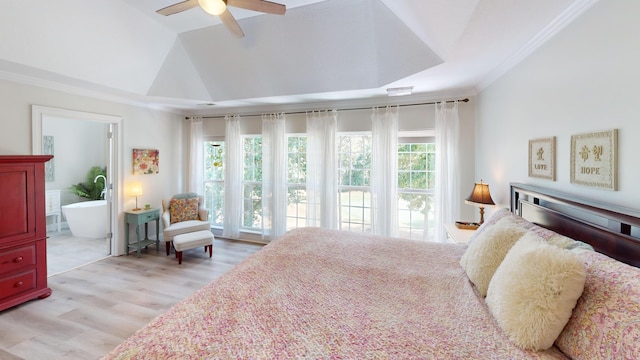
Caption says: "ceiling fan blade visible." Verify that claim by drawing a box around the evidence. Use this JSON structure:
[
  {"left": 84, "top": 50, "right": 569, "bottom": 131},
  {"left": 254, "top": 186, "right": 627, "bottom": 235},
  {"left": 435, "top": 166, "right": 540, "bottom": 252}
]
[
  {"left": 227, "top": 0, "right": 286, "bottom": 15},
  {"left": 156, "top": 0, "right": 199, "bottom": 16},
  {"left": 219, "top": 9, "right": 245, "bottom": 38}
]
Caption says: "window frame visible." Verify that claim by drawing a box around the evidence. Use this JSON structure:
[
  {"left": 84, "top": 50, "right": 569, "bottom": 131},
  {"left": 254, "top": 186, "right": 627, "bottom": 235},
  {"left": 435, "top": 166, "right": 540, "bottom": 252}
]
[
  {"left": 337, "top": 133, "right": 372, "bottom": 233},
  {"left": 397, "top": 140, "right": 436, "bottom": 241},
  {"left": 241, "top": 135, "right": 263, "bottom": 232},
  {"left": 203, "top": 138, "right": 225, "bottom": 229},
  {"left": 286, "top": 135, "right": 308, "bottom": 231}
]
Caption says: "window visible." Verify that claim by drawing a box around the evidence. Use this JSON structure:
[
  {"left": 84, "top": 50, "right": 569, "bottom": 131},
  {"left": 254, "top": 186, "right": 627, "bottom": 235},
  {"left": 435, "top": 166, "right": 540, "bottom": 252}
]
[
  {"left": 336, "top": 136, "right": 435, "bottom": 239},
  {"left": 243, "top": 137, "right": 263, "bottom": 231},
  {"left": 337, "top": 134, "right": 372, "bottom": 232},
  {"left": 287, "top": 136, "right": 307, "bottom": 230},
  {"left": 203, "top": 131, "right": 437, "bottom": 241},
  {"left": 397, "top": 143, "right": 436, "bottom": 240},
  {"left": 204, "top": 140, "right": 224, "bottom": 227}
]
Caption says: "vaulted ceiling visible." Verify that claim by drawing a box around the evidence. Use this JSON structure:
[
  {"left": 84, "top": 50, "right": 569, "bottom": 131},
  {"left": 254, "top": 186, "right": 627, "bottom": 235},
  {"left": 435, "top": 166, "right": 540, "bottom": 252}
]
[{"left": 0, "top": 0, "right": 595, "bottom": 114}]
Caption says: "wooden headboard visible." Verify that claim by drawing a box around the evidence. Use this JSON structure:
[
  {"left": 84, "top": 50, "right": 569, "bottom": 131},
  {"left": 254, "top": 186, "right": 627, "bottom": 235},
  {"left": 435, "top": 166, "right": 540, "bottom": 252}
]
[{"left": 510, "top": 183, "right": 640, "bottom": 267}]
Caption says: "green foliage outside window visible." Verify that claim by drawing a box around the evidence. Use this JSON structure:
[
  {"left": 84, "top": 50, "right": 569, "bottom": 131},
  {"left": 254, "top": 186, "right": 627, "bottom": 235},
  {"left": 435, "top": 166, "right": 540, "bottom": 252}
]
[
  {"left": 204, "top": 141, "right": 225, "bottom": 225},
  {"left": 243, "top": 137, "right": 262, "bottom": 182},
  {"left": 243, "top": 137, "right": 262, "bottom": 229},
  {"left": 338, "top": 135, "right": 371, "bottom": 187},
  {"left": 204, "top": 134, "right": 435, "bottom": 239},
  {"left": 398, "top": 143, "right": 435, "bottom": 214},
  {"left": 287, "top": 136, "right": 307, "bottom": 206}
]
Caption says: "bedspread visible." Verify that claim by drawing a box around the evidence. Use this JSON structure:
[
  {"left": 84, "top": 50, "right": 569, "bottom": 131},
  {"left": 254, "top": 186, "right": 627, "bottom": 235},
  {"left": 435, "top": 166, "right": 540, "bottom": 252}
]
[{"left": 104, "top": 228, "right": 568, "bottom": 359}]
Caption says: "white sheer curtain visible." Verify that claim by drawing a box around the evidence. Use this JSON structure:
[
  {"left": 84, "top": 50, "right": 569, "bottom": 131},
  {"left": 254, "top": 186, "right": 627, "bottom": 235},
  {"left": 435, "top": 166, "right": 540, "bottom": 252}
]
[
  {"left": 222, "top": 115, "right": 242, "bottom": 239},
  {"left": 371, "top": 106, "right": 398, "bottom": 237},
  {"left": 306, "top": 110, "right": 338, "bottom": 229},
  {"left": 434, "top": 101, "right": 460, "bottom": 242},
  {"left": 261, "top": 113, "right": 287, "bottom": 241},
  {"left": 188, "top": 116, "right": 204, "bottom": 194}
]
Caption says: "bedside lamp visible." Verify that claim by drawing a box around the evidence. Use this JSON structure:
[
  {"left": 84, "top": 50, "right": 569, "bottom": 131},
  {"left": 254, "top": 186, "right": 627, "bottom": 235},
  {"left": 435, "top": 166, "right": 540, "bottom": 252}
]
[
  {"left": 465, "top": 180, "right": 495, "bottom": 224},
  {"left": 130, "top": 182, "right": 143, "bottom": 211}
]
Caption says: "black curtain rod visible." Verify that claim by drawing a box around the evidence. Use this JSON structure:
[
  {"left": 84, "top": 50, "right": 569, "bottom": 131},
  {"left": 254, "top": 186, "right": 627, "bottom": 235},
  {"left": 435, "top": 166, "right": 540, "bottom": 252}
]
[{"left": 185, "top": 98, "right": 469, "bottom": 120}]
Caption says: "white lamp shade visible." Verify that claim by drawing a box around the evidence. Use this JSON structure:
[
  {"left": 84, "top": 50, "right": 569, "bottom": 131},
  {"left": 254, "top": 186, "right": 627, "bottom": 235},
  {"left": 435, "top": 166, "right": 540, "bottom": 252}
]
[
  {"left": 199, "top": 0, "right": 227, "bottom": 15},
  {"left": 130, "top": 182, "right": 143, "bottom": 197}
]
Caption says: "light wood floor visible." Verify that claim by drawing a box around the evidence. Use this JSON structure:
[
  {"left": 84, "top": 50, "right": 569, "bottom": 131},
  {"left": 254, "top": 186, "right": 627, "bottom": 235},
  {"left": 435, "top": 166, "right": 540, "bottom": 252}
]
[
  {"left": 47, "top": 230, "right": 110, "bottom": 276},
  {"left": 0, "top": 238, "right": 264, "bottom": 360}
]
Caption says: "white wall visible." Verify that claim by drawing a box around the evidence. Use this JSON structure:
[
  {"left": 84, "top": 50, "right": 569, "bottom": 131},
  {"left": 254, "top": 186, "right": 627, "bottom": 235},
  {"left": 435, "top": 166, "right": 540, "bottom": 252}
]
[
  {"left": 0, "top": 79, "right": 184, "bottom": 254},
  {"left": 476, "top": 0, "right": 640, "bottom": 213},
  {"left": 42, "top": 116, "right": 107, "bottom": 206}
]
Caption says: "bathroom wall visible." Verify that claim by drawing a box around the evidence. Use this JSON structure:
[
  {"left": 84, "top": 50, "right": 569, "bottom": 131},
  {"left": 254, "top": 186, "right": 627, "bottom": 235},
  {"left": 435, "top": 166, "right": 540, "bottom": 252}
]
[{"left": 42, "top": 115, "right": 108, "bottom": 207}]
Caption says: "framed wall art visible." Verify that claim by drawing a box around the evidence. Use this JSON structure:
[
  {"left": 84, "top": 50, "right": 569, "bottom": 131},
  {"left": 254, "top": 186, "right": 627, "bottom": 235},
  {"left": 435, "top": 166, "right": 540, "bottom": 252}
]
[
  {"left": 570, "top": 129, "right": 617, "bottom": 190},
  {"left": 528, "top": 136, "right": 555, "bottom": 180},
  {"left": 133, "top": 149, "right": 159, "bottom": 175},
  {"left": 43, "top": 135, "right": 55, "bottom": 182}
]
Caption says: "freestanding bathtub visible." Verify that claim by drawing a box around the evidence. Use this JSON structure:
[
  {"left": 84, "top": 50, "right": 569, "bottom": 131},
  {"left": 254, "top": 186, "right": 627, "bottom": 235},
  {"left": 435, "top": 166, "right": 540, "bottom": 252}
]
[{"left": 61, "top": 200, "right": 107, "bottom": 239}]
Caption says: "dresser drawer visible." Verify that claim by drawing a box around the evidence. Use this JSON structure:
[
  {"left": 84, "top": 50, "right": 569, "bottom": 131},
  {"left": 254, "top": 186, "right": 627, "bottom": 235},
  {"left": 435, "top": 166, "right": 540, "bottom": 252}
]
[
  {"left": 0, "top": 245, "right": 36, "bottom": 275},
  {"left": 126, "top": 209, "right": 160, "bottom": 225},
  {"left": 46, "top": 196, "right": 60, "bottom": 210},
  {"left": 46, "top": 200, "right": 60, "bottom": 214},
  {"left": 0, "top": 270, "right": 36, "bottom": 300},
  {"left": 46, "top": 190, "right": 61, "bottom": 216},
  {"left": 141, "top": 211, "right": 159, "bottom": 222}
]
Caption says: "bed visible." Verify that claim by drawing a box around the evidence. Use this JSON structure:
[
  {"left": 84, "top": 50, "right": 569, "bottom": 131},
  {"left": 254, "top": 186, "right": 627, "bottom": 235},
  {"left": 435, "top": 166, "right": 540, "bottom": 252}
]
[{"left": 104, "top": 183, "right": 640, "bottom": 359}]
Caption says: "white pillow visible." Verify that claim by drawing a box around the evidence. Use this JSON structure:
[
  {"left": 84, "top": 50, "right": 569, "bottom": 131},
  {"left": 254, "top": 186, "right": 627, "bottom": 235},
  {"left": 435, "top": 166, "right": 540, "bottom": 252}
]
[
  {"left": 459, "top": 216, "right": 527, "bottom": 296},
  {"left": 486, "top": 233, "right": 586, "bottom": 351}
]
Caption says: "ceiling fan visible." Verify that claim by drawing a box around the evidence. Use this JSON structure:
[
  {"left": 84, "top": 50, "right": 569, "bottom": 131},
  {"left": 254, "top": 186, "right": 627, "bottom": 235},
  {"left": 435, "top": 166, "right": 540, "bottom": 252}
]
[{"left": 157, "top": 0, "right": 286, "bottom": 38}]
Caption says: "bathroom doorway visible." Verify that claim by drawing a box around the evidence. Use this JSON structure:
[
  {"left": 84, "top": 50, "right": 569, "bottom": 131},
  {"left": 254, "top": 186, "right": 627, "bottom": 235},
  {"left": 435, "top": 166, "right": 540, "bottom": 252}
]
[{"left": 32, "top": 106, "right": 123, "bottom": 275}]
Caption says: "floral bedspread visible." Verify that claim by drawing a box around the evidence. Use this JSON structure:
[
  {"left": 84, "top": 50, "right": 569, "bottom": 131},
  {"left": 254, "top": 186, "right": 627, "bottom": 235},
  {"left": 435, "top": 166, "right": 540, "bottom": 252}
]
[{"left": 104, "top": 228, "right": 568, "bottom": 359}]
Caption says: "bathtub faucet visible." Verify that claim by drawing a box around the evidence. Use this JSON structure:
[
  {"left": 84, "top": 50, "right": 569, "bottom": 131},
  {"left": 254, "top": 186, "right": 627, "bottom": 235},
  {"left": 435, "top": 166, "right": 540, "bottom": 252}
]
[{"left": 94, "top": 175, "right": 107, "bottom": 199}]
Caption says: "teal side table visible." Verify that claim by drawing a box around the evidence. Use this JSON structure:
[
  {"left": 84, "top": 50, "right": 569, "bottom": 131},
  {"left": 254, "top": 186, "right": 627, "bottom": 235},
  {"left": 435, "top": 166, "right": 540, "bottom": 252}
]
[{"left": 125, "top": 209, "right": 160, "bottom": 257}]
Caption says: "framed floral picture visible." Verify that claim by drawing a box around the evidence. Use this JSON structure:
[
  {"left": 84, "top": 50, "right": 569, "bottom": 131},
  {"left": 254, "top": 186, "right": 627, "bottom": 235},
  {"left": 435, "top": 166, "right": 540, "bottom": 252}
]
[
  {"left": 528, "top": 137, "right": 555, "bottom": 180},
  {"left": 133, "top": 149, "right": 159, "bottom": 175},
  {"left": 570, "top": 129, "right": 617, "bottom": 190}
]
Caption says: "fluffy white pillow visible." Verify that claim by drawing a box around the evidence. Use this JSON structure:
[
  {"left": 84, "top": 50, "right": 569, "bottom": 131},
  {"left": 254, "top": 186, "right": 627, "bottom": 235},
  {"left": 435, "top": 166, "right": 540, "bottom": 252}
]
[
  {"left": 486, "top": 233, "right": 586, "bottom": 351},
  {"left": 546, "top": 234, "right": 594, "bottom": 253},
  {"left": 459, "top": 216, "right": 527, "bottom": 296}
]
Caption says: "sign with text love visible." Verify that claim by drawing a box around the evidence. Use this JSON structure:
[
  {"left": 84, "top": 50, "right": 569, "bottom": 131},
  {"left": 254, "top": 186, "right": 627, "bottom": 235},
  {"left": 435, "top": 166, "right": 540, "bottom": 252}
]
[{"left": 529, "top": 137, "right": 556, "bottom": 180}]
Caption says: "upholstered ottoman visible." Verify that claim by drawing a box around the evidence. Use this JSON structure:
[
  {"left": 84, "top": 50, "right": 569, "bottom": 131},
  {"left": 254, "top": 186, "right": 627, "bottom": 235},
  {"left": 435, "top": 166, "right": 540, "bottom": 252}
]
[{"left": 172, "top": 230, "right": 214, "bottom": 264}]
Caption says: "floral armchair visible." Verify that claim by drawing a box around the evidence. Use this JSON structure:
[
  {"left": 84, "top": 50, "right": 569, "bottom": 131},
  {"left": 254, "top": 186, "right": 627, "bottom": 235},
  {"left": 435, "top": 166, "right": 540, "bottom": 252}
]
[{"left": 161, "top": 193, "right": 210, "bottom": 255}]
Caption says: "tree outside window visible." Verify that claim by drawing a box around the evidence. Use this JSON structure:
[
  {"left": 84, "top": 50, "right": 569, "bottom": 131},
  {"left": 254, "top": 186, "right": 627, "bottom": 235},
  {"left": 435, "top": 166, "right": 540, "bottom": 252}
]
[
  {"left": 204, "top": 135, "right": 435, "bottom": 240},
  {"left": 204, "top": 140, "right": 224, "bottom": 227},
  {"left": 397, "top": 143, "right": 436, "bottom": 240},
  {"left": 287, "top": 136, "right": 307, "bottom": 230},
  {"left": 338, "top": 135, "right": 372, "bottom": 232},
  {"left": 243, "top": 137, "right": 263, "bottom": 230}
]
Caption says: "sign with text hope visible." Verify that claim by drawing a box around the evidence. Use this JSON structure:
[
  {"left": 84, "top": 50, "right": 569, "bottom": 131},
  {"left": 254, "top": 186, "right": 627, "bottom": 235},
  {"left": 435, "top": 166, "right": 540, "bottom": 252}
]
[{"left": 570, "top": 129, "right": 617, "bottom": 190}]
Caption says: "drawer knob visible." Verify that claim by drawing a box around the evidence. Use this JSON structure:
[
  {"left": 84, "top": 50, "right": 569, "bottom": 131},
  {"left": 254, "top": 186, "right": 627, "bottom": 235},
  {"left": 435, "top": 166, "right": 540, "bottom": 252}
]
[
  {"left": 13, "top": 256, "right": 23, "bottom": 263},
  {"left": 14, "top": 281, "right": 24, "bottom": 288}
]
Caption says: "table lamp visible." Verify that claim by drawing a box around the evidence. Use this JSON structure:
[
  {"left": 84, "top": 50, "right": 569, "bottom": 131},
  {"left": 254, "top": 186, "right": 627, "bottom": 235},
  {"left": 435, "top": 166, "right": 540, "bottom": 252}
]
[
  {"left": 130, "top": 182, "right": 143, "bottom": 211},
  {"left": 465, "top": 180, "right": 495, "bottom": 224}
]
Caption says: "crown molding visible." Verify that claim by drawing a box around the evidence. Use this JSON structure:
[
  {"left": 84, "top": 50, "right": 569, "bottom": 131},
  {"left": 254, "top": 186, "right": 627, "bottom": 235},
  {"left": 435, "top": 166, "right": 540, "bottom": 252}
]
[
  {"left": 0, "top": 67, "right": 475, "bottom": 117},
  {"left": 477, "top": 0, "right": 599, "bottom": 91},
  {"left": 0, "top": 69, "right": 183, "bottom": 114}
]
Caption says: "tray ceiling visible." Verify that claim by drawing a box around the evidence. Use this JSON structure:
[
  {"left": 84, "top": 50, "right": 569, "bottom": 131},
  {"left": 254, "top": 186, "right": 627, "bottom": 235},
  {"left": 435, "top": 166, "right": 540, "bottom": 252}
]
[{"left": 0, "top": 0, "right": 595, "bottom": 113}]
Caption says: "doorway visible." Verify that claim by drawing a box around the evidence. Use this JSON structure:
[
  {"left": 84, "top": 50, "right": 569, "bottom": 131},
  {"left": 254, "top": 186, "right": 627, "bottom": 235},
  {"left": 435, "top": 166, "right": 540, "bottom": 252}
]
[{"left": 32, "top": 106, "right": 123, "bottom": 274}]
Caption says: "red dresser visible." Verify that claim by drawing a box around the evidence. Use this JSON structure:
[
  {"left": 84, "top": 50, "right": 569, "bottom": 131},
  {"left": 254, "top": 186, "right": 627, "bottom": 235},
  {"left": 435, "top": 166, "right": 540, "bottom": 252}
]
[{"left": 0, "top": 155, "right": 53, "bottom": 311}]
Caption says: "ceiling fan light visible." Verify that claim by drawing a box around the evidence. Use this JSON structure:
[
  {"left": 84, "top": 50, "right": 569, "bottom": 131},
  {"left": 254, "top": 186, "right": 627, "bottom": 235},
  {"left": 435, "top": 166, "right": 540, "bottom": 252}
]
[{"left": 199, "top": 0, "right": 226, "bottom": 16}]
